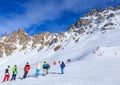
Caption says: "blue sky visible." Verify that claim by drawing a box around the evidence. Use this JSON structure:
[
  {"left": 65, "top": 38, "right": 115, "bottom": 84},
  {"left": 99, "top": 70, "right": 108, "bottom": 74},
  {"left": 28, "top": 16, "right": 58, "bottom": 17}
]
[{"left": 0, "top": 0, "right": 120, "bottom": 36}]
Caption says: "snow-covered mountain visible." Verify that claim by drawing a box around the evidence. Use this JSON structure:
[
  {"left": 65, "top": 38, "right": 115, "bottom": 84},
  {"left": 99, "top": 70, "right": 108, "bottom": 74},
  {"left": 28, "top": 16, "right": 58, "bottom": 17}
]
[
  {"left": 0, "top": 6, "right": 120, "bottom": 58},
  {"left": 0, "top": 6, "right": 120, "bottom": 85}
]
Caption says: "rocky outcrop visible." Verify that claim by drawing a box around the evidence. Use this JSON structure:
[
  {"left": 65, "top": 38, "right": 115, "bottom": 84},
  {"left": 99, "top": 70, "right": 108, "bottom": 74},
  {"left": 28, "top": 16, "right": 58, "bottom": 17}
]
[
  {"left": 4, "top": 43, "right": 17, "bottom": 56},
  {"left": 18, "top": 29, "right": 31, "bottom": 45},
  {"left": 9, "top": 31, "right": 18, "bottom": 43},
  {"left": 86, "top": 9, "right": 101, "bottom": 17},
  {"left": 68, "top": 25, "right": 75, "bottom": 32},
  {"left": 0, "top": 42, "right": 4, "bottom": 57},
  {"left": 54, "top": 45, "right": 62, "bottom": 51},
  {"left": 32, "top": 32, "right": 52, "bottom": 49},
  {"left": 67, "top": 5, "right": 119, "bottom": 35},
  {"left": 103, "top": 22, "right": 114, "bottom": 30}
]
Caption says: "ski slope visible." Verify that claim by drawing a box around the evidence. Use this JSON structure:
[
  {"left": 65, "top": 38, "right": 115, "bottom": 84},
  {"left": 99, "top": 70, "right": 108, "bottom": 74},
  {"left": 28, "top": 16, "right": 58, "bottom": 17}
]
[{"left": 0, "top": 29, "right": 120, "bottom": 85}]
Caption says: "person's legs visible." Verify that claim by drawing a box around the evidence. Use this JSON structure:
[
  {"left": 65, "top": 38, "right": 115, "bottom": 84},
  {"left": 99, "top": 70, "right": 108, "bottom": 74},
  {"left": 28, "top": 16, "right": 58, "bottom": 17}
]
[
  {"left": 43, "top": 69, "right": 47, "bottom": 76},
  {"left": 6, "top": 74, "right": 10, "bottom": 81},
  {"left": 14, "top": 74, "right": 16, "bottom": 80},
  {"left": 46, "top": 69, "right": 48, "bottom": 74},
  {"left": 23, "top": 72, "right": 28, "bottom": 78},
  {"left": 43, "top": 69, "right": 45, "bottom": 76},
  {"left": 61, "top": 68, "right": 64, "bottom": 74},
  {"left": 3, "top": 75, "right": 7, "bottom": 82},
  {"left": 11, "top": 74, "right": 14, "bottom": 80},
  {"left": 35, "top": 69, "right": 40, "bottom": 76}
]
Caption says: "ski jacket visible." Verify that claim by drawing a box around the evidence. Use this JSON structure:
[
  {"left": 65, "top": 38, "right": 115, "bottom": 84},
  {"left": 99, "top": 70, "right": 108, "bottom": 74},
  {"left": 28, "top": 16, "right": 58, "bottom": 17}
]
[
  {"left": 43, "top": 63, "right": 48, "bottom": 69},
  {"left": 12, "top": 66, "right": 18, "bottom": 75},
  {"left": 53, "top": 60, "right": 57, "bottom": 65},
  {"left": 60, "top": 62, "right": 65, "bottom": 68},
  {"left": 48, "top": 64, "right": 50, "bottom": 69},
  {"left": 24, "top": 64, "right": 30, "bottom": 72}
]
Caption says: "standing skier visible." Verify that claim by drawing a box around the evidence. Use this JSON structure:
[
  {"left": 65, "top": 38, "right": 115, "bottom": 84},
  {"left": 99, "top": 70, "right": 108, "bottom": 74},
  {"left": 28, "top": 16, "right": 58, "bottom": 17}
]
[
  {"left": 60, "top": 61, "right": 65, "bottom": 74},
  {"left": 11, "top": 65, "right": 18, "bottom": 81},
  {"left": 23, "top": 62, "right": 30, "bottom": 79},
  {"left": 43, "top": 61, "right": 49, "bottom": 76},
  {"left": 35, "top": 62, "right": 41, "bottom": 77},
  {"left": 3, "top": 65, "right": 10, "bottom": 82},
  {"left": 53, "top": 60, "right": 57, "bottom": 65}
]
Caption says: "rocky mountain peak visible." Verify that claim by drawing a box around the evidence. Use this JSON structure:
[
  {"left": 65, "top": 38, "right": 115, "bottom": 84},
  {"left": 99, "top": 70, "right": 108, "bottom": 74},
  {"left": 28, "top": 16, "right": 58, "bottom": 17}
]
[
  {"left": 67, "top": 5, "right": 120, "bottom": 34},
  {"left": 18, "top": 29, "right": 26, "bottom": 35}
]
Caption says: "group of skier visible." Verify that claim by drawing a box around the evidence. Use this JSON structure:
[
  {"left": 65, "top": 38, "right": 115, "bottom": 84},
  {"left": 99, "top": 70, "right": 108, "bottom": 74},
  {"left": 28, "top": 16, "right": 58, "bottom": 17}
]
[
  {"left": 3, "top": 65, "right": 18, "bottom": 82},
  {"left": 2, "top": 60, "right": 66, "bottom": 82}
]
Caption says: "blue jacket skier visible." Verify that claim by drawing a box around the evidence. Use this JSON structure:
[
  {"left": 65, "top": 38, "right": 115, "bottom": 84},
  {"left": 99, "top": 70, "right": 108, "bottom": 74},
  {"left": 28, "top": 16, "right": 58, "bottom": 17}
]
[
  {"left": 43, "top": 61, "right": 50, "bottom": 76},
  {"left": 60, "top": 61, "right": 65, "bottom": 74}
]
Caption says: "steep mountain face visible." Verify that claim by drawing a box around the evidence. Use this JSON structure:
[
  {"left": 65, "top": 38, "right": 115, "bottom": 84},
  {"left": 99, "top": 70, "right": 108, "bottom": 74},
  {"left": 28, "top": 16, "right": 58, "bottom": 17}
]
[
  {"left": 68, "top": 6, "right": 120, "bottom": 34},
  {"left": 0, "top": 6, "right": 120, "bottom": 57}
]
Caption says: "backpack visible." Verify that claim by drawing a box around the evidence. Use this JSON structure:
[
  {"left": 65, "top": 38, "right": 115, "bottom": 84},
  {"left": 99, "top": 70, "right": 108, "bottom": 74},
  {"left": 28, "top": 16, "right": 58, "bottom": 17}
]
[{"left": 48, "top": 64, "right": 50, "bottom": 69}]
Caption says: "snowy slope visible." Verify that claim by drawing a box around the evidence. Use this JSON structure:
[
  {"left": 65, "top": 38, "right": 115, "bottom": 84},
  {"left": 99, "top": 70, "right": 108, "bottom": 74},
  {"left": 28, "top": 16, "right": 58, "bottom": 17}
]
[{"left": 0, "top": 28, "right": 120, "bottom": 85}]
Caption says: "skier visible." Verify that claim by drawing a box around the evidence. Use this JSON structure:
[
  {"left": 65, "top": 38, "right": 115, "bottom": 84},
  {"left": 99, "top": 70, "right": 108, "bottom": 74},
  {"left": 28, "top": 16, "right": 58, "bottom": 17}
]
[
  {"left": 58, "top": 61, "right": 61, "bottom": 64},
  {"left": 23, "top": 62, "right": 30, "bottom": 79},
  {"left": 60, "top": 61, "right": 65, "bottom": 74},
  {"left": 35, "top": 62, "right": 41, "bottom": 77},
  {"left": 43, "top": 61, "right": 49, "bottom": 76},
  {"left": 11, "top": 65, "right": 18, "bottom": 81},
  {"left": 3, "top": 65, "right": 10, "bottom": 82},
  {"left": 53, "top": 60, "right": 57, "bottom": 65}
]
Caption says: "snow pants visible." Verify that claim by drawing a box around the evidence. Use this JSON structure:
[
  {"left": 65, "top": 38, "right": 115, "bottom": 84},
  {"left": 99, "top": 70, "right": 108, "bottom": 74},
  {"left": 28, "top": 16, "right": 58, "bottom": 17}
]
[
  {"left": 11, "top": 74, "right": 17, "bottom": 80},
  {"left": 61, "top": 68, "right": 64, "bottom": 74},
  {"left": 23, "top": 71, "right": 28, "bottom": 78},
  {"left": 3, "top": 74, "right": 10, "bottom": 82},
  {"left": 43, "top": 69, "right": 47, "bottom": 76},
  {"left": 35, "top": 69, "right": 40, "bottom": 76}
]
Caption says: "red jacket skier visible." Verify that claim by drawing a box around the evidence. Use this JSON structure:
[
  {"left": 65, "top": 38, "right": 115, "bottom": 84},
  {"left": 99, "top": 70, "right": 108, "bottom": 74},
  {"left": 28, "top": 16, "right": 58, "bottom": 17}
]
[{"left": 23, "top": 62, "right": 30, "bottom": 79}]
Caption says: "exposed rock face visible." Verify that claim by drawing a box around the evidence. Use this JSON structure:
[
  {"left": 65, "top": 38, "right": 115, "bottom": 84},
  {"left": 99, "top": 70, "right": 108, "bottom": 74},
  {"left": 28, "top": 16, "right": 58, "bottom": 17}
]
[
  {"left": 18, "top": 29, "right": 31, "bottom": 45},
  {"left": 67, "top": 6, "right": 120, "bottom": 35},
  {"left": 0, "top": 50, "right": 3, "bottom": 57},
  {"left": 0, "top": 42, "right": 4, "bottom": 57},
  {"left": 9, "top": 31, "right": 18, "bottom": 43},
  {"left": 4, "top": 43, "right": 17, "bottom": 56},
  {"left": 32, "top": 32, "right": 53, "bottom": 49},
  {"left": 54, "top": 45, "right": 62, "bottom": 51},
  {"left": 104, "top": 22, "right": 114, "bottom": 30},
  {"left": 68, "top": 25, "right": 76, "bottom": 32},
  {"left": 1, "top": 29, "right": 31, "bottom": 56}
]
